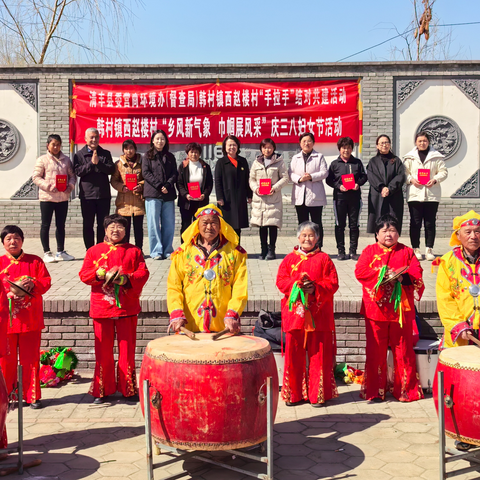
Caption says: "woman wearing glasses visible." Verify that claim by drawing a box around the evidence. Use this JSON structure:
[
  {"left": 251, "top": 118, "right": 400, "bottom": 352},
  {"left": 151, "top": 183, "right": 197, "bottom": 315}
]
[{"left": 366, "top": 135, "right": 406, "bottom": 236}]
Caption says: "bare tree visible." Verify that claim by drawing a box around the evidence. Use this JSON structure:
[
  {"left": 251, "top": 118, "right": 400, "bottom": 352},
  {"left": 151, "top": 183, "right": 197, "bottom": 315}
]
[{"left": 0, "top": 0, "right": 142, "bottom": 65}]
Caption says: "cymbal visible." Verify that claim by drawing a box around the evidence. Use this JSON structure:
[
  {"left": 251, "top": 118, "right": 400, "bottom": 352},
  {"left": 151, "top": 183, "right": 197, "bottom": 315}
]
[
  {"left": 379, "top": 265, "right": 409, "bottom": 286},
  {"left": 6, "top": 279, "right": 34, "bottom": 297}
]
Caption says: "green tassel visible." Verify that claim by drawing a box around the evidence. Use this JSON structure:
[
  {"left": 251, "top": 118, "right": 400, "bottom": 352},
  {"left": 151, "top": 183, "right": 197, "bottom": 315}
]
[
  {"left": 374, "top": 265, "right": 388, "bottom": 291},
  {"left": 390, "top": 281, "right": 402, "bottom": 312},
  {"left": 8, "top": 298, "right": 12, "bottom": 328},
  {"left": 114, "top": 284, "right": 122, "bottom": 308},
  {"left": 288, "top": 282, "right": 306, "bottom": 311}
]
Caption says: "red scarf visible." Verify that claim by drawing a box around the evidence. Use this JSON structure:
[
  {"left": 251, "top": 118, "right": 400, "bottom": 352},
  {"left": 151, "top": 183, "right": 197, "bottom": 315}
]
[{"left": 228, "top": 155, "right": 238, "bottom": 168}]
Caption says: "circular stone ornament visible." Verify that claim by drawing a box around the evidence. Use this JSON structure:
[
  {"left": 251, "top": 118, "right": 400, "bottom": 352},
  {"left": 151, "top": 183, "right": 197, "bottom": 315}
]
[
  {"left": 416, "top": 116, "right": 461, "bottom": 160},
  {"left": 0, "top": 119, "right": 20, "bottom": 164}
]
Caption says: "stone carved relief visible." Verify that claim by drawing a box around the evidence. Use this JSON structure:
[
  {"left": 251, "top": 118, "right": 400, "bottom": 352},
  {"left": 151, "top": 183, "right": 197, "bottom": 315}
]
[
  {"left": 415, "top": 116, "right": 461, "bottom": 160},
  {"left": 0, "top": 119, "right": 20, "bottom": 164},
  {"left": 452, "top": 79, "right": 480, "bottom": 108},
  {"left": 10, "top": 177, "right": 38, "bottom": 200},
  {"left": 9, "top": 83, "right": 37, "bottom": 110},
  {"left": 451, "top": 170, "right": 480, "bottom": 198},
  {"left": 397, "top": 80, "right": 425, "bottom": 107}
]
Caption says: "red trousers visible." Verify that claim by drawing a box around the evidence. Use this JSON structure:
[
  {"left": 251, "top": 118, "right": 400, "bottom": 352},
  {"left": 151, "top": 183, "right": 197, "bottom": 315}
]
[
  {"left": 0, "top": 369, "right": 7, "bottom": 449},
  {"left": 281, "top": 330, "right": 338, "bottom": 404},
  {"left": 89, "top": 316, "right": 138, "bottom": 398},
  {"left": 362, "top": 319, "right": 424, "bottom": 402},
  {"left": 0, "top": 331, "right": 41, "bottom": 404}
]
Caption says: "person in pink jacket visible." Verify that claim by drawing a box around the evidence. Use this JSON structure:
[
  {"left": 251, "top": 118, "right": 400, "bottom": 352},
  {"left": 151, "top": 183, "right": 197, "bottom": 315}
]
[{"left": 32, "top": 134, "right": 76, "bottom": 263}]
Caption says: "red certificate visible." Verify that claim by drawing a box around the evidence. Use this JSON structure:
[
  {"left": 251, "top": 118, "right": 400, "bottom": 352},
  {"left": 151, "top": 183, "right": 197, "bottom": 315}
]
[
  {"left": 125, "top": 174, "right": 138, "bottom": 191},
  {"left": 341, "top": 174, "right": 355, "bottom": 190},
  {"left": 418, "top": 169, "right": 430, "bottom": 185},
  {"left": 188, "top": 182, "right": 201, "bottom": 198},
  {"left": 56, "top": 175, "right": 67, "bottom": 192},
  {"left": 259, "top": 178, "right": 272, "bottom": 195}
]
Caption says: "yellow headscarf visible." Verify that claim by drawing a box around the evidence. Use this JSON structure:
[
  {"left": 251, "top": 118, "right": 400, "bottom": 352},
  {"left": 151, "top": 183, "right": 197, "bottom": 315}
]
[
  {"left": 181, "top": 203, "right": 239, "bottom": 247},
  {"left": 450, "top": 210, "right": 480, "bottom": 246}
]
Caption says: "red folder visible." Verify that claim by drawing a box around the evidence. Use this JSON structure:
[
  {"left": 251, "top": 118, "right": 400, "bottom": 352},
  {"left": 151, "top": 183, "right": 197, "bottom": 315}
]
[
  {"left": 418, "top": 169, "right": 430, "bottom": 185},
  {"left": 188, "top": 182, "right": 201, "bottom": 198},
  {"left": 56, "top": 175, "right": 67, "bottom": 192},
  {"left": 259, "top": 178, "right": 272, "bottom": 195},
  {"left": 125, "top": 174, "right": 138, "bottom": 191},
  {"left": 341, "top": 174, "right": 355, "bottom": 190}
]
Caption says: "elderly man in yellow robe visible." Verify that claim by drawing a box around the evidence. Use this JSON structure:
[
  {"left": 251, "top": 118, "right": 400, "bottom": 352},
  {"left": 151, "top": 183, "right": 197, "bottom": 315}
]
[{"left": 167, "top": 204, "right": 248, "bottom": 333}]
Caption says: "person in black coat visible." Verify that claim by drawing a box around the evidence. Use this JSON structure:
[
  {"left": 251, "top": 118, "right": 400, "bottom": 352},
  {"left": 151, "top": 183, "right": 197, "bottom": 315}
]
[
  {"left": 177, "top": 142, "right": 213, "bottom": 237},
  {"left": 326, "top": 136, "right": 367, "bottom": 260},
  {"left": 74, "top": 127, "right": 115, "bottom": 250},
  {"left": 141, "top": 129, "right": 178, "bottom": 260},
  {"left": 214, "top": 135, "right": 252, "bottom": 241},
  {"left": 366, "top": 134, "right": 406, "bottom": 236}
]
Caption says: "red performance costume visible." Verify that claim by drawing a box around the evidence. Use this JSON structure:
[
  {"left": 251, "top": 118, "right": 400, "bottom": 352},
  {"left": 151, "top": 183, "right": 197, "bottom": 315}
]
[
  {"left": 0, "top": 252, "right": 51, "bottom": 405},
  {"left": 355, "top": 242, "right": 424, "bottom": 402},
  {"left": 0, "top": 282, "right": 9, "bottom": 449},
  {"left": 276, "top": 247, "right": 339, "bottom": 404},
  {"left": 79, "top": 242, "right": 149, "bottom": 398}
]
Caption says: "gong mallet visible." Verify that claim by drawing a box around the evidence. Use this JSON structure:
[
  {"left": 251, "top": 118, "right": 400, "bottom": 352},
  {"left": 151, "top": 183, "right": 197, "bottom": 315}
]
[{"left": 180, "top": 327, "right": 196, "bottom": 340}]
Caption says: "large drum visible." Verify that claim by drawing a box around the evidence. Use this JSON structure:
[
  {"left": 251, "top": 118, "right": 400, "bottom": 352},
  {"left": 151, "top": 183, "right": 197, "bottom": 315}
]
[
  {"left": 139, "top": 333, "right": 279, "bottom": 451},
  {"left": 433, "top": 345, "right": 480, "bottom": 446}
]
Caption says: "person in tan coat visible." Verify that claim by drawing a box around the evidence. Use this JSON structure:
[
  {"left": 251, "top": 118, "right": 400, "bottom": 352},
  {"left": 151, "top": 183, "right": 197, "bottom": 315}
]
[
  {"left": 32, "top": 134, "right": 76, "bottom": 263},
  {"left": 110, "top": 139, "right": 145, "bottom": 251},
  {"left": 249, "top": 138, "right": 288, "bottom": 260}
]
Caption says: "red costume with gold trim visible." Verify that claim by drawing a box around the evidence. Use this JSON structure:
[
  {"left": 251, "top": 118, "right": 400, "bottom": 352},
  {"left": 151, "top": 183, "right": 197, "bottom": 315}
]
[
  {"left": 276, "top": 247, "right": 339, "bottom": 404},
  {"left": 79, "top": 242, "right": 149, "bottom": 398},
  {"left": 0, "top": 252, "right": 51, "bottom": 405},
  {"left": 355, "top": 242, "right": 424, "bottom": 402},
  {"left": 0, "top": 282, "right": 9, "bottom": 449}
]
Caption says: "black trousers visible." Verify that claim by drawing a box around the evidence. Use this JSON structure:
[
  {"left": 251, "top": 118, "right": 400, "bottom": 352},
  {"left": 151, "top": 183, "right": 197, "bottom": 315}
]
[
  {"left": 180, "top": 205, "right": 198, "bottom": 238},
  {"left": 408, "top": 201, "right": 439, "bottom": 249},
  {"left": 259, "top": 226, "right": 278, "bottom": 249},
  {"left": 40, "top": 201, "right": 69, "bottom": 253},
  {"left": 333, "top": 197, "right": 361, "bottom": 254},
  {"left": 80, "top": 198, "right": 111, "bottom": 250},
  {"left": 123, "top": 215, "right": 144, "bottom": 250},
  {"left": 295, "top": 205, "right": 324, "bottom": 248}
]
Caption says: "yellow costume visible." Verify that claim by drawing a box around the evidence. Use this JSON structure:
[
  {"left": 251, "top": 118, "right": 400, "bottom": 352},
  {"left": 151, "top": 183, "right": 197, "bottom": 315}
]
[
  {"left": 167, "top": 204, "right": 248, "bottom": 332},
  {"left": 436, "top": 210, "right": 480, "bottom": 348}
]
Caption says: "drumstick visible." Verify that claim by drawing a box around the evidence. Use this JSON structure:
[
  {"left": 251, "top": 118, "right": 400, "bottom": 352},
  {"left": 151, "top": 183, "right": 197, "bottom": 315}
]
[
  {"left": 180, "top": 327, "right": 196, "bottom": 340},
  {"left": 467, "top": 333, "right": 480, "bottom": 348},
  {"left": 212, "top": 328, "right": 230, "bottom": 341}
]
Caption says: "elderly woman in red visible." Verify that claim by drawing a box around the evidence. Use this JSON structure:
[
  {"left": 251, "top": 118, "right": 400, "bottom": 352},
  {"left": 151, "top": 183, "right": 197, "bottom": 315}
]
[
  {"left": 355, "top": 214, "right": 424, "bottom": 402},
  {"left": 276, "top": 221, "right": 339, "bottom": 407},
  {"left": 0, "top": 225, "right": 51, "bottom": 410},
  {"left": 79, "top": 214, "right": 149, "bottom": 404}
]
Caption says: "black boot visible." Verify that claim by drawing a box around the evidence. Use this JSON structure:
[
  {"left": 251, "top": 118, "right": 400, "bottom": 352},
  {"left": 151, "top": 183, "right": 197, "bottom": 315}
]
[
  {"left": 259, "top": 246, "right": 268, "bottom": 260},
  {"left": 266, "top": 246, "right": 276, "bottom": 260}
]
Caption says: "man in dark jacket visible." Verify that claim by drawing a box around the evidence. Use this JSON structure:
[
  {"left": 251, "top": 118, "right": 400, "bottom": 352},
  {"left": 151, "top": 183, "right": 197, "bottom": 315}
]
[
  {"left": 74, "top": 128, "right": 115, "bottom": 250},
  {"left": 326, "top": 137, "right": 367, "bottom": 261}
]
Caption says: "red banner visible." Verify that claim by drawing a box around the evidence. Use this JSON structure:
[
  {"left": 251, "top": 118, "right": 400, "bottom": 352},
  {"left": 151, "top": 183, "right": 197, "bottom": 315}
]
[{"left": 70, "top": 81, "right": 360, "bottom": 144}]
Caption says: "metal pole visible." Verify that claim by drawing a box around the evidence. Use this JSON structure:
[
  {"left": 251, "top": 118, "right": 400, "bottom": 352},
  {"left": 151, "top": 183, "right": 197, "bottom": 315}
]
[
  {"left": 144, "top": 380, "right": 154, "bottom": 480},
  {"left": 17, "top": 364, "right": 23, "bottom": 475},
  {"left": 438, "top": 370, "right": 446, "bottom": 480},
  {"left": 266, "top": 376, "right": 274, "bottom": 480}
]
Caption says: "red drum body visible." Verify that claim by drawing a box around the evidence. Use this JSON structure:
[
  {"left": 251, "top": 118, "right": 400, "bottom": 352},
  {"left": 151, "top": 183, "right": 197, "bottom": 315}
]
[
  {"left": 0, "top": 369, "right": 7, "bottom": 447},
  {"left": 139, "top": 333, "right": 279, "bottom": 451},
  {"left": 433, "top": 345, "right": 480, "bottom": 446}
]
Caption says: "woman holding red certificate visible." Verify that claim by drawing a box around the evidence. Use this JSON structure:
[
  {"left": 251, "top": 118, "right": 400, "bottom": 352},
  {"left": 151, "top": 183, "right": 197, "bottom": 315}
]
[
  {"left": 32, "top": 134, "right": 76, "bottom": 263},
  {"left": 176, "top": 142, "right": 213, "bottom": 238},
  {"left": 111, "top": 139, "right": 145, "bottom": 251},
  {"left": 249, "top": 138, "right": 288, "bottom": 260},
  {"left": 403, "top": 131, "right": 448, "bottom": 261}
]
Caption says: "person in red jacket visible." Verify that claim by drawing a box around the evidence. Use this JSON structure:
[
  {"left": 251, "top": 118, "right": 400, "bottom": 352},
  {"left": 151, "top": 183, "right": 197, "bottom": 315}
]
[
  {"left": 276, "top": 221, "right": 339, "bottom": 407},
  {"left": 79, "top": 214, "right": 149, "bottom": 404},
  {"left": 0, "top": 281, "right": 10, "bottom": 451},
  {"left": 0, "top": 225, "right": 51, "bottom": 409},
  {"left": 355, "top": 214, "right": 424, "bottom": 402}
]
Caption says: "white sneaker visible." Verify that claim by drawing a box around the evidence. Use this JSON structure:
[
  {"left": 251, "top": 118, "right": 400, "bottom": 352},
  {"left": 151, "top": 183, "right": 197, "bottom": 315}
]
[
  {"left": 425, "top": 247, "right": 435, "bottom": 261},
  {"left": 43, "top": 251, "right": 57, "bottom": 263},
  {"left": 55, "top": 251, "right": 75, "bottom": 261},
  {"left": 414, "top": 248, "right": 423, "bottom": 261}
]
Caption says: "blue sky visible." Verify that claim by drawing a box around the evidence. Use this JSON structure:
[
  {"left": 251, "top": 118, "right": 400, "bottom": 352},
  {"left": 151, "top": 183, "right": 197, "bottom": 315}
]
[{"left": 114, "top": 0, "right": 480, "bottom": 64}]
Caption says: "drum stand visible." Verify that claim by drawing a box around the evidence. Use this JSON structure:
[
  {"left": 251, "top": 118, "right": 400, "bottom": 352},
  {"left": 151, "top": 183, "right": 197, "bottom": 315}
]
[
  {"left": 437, "top": 370, "right": 480, "bottom": 479},
  {"left": 143, "top": 376, "right": 275, "bottom": 480}
]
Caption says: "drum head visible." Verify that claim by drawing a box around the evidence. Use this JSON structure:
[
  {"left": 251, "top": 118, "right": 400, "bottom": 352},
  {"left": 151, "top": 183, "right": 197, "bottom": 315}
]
[
  {"left": 145, "top": 333, "right": 272, "bottom": 364},
  {"left": 439, "top": 345, "right": 480, "bottom": 370}
]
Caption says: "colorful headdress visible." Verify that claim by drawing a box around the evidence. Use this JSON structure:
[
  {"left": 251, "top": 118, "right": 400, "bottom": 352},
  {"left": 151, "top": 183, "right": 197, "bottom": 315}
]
[{"left": 450, "top": 210, "right": 480, "bottom": 246}]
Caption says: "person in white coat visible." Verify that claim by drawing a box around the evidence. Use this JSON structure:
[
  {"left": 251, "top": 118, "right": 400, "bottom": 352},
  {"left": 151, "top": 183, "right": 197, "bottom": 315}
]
[
  {"left": 249, "top": 138, "right": 288, "bottom": 260},
  {"left": 403, "top": 131, "right": 448, "bottom": 261},
  {"left": 288, "top": 132, "right": 328, "bottom": 250}
]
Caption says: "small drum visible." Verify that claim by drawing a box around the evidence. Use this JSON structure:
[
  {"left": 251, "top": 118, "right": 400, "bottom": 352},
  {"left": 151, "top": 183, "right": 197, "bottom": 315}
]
[
  {"left": 433, "top": 345, "right": 480, "bottom": 446},
  {"left": 414, "top": 339, "right": 440, "bottom": 392},
  {"left": 139, "top": 333, "right": 279, "bottom": 451}
]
